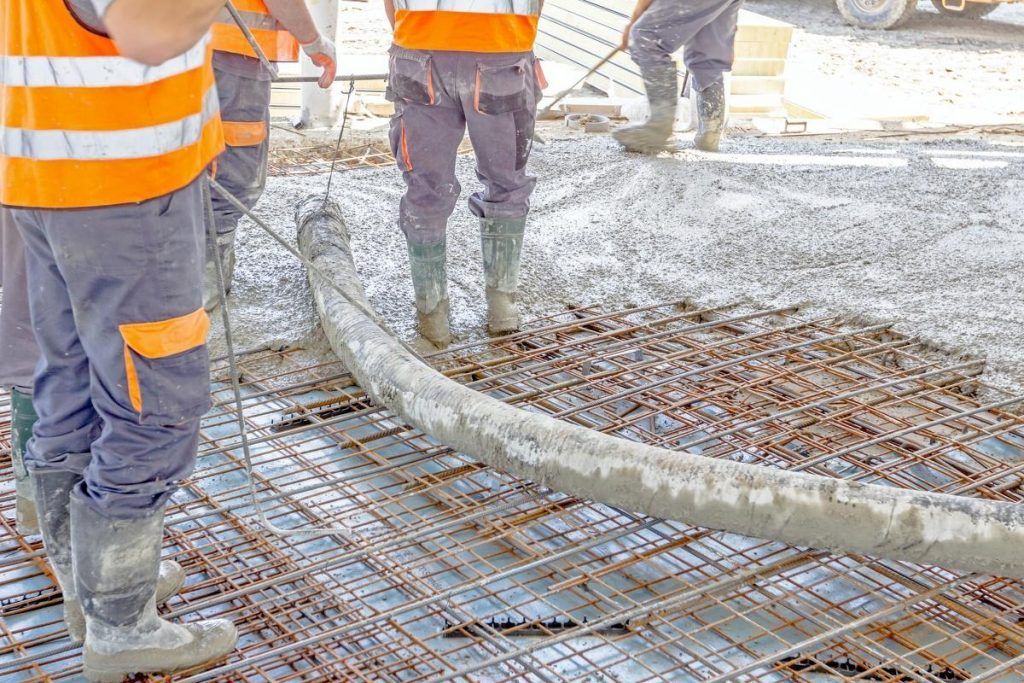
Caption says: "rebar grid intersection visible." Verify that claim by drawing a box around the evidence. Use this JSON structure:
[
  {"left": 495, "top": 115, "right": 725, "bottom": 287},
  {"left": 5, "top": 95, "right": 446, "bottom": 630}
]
[{"left": 2, "top": 303, "right": 1024, "bottom": 682}]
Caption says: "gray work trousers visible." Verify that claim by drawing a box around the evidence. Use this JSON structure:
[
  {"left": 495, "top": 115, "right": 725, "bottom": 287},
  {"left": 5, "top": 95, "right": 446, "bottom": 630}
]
[
  {"left": 630, "top": 0, "right": 744, "bottom": 92},
  {"left": 11, "top": 176, "right": 211, "bottom": 519},
  {"left": 386, "top": 46, "right": 542, "bottom": 245},
  {"left": 209, "top": 60, "right": 271, "bottom": 237},
  {"left": 0, "top": 207, "right": 38, "bottom": 392}
]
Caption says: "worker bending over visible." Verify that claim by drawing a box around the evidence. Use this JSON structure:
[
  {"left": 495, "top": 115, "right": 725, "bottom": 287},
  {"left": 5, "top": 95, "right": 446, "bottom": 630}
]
[
  {"left": 1, "top": 1, "right": 237, "bottom": 680},
  {"left": 383, "top": 0, "right": 545, "bottom": 348},
  {"left": 204, "top": 0, "right": 337, "bottom": 310},
  {"left": 614, "top": 0, "right": 743, "bottom": 153}
]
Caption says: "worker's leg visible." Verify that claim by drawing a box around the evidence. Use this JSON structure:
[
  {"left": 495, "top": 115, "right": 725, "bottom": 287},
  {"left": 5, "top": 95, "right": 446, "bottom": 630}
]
[
  {"left": 387, "top": 47, "right": 467, "bottom": 347},
  {"left": 684, "top": 0, "right": 743, "bottom": 151},
  {"left": 0, "top": 208, "right": 41, "bottom": 532},
  {"left": 17, "top": 178, "right": 235, "bottom": 675},
  {"left": 204, "top": 65, "right": 272, "bottom": 310},
  {"left": 460, "top": 51, "right": 541, "bottom": 333}
]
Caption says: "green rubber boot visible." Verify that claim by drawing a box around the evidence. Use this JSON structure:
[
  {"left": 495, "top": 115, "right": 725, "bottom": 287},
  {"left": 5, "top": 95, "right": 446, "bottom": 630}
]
[
  {"left": 694, "top": 81, "right": 726, "bottom": 152},
  {"left": 613, "top": 62, "right": 678, "bottom": 154},
  {"left": 408, "top": 240, "right": 451, "bottom": 349},
  {"left": 480, "top": 216, "right": 527, "bottom": 335},
  {"left": 10, "top": 388, "right": 38, "bottom": 534},
  {"left": 72, "top": 494, "right": 237, "bottom": 682}
]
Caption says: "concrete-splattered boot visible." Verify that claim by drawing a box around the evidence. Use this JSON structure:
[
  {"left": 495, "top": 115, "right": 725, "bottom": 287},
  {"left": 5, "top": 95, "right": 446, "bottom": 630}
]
[
  {"left": 480, "top": 216, "right": 526, "bottom": 335},
  {"left": 408, "top": 240, "right": 452, "bottom": 349},
  {"left": 72, "top": 494, "right": 237, "bottom": 683},
  {"left": 694, "top": 81, "right": 726, "bottom": 152},
  {"left": 202, "top": 231, "right": 237, "bottom": 312},
  {"left": 10, "top": 388, "right": 39, "bottom": 534},
  {"left": 613, "top": 62, "right": 678, "bottom": 154},
  {"left": 34, "top": 473, "right": 187, "bottom": 646}
]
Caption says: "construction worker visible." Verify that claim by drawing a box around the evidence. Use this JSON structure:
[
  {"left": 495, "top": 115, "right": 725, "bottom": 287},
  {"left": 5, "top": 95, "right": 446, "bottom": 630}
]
[
  {"left": 1, "top": 209, "right": 39, "bottom": 534},
  {"left": 204, "top": 0, "right": 338, "bottom": 311},
  {"left": 613, "top": 0, "right": 743, "bottom": 153},
  {"left": 1, "top": 1, "right": 237, "bottom": 680},
  {"left": 383, "top": 0, "right": 545, "bottom": 348}
]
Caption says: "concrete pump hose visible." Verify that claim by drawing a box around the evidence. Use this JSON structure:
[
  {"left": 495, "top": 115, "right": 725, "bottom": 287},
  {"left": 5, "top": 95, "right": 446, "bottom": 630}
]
[{"left": 296, "top": 197, "right": 1024, "bottom": 580}]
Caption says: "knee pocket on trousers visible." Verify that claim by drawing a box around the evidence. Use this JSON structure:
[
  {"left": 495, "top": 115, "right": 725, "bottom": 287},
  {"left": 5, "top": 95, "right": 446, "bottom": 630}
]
[{"left": 119, "top": 309, "right": 211, "bottom": 424}]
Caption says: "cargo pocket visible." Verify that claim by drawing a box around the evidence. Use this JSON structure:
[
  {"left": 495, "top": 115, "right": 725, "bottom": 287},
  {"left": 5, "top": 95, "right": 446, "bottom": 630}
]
[
  {"left": 119, "top": 308, "right": 211, "bottom": 425},
  {"left": 222, "top": 120, "right": 268, "bottom": 148},
  {"left": 386, "top": 51, "right": 436, "bottom": 105},
  {"left": 474, "top": 59, "right": 529, "bottom": 115}
]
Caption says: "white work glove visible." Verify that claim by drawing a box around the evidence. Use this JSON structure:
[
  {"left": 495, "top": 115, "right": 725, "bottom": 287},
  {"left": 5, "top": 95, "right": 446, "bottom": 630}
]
[{"left": 301, "top": 35, "right": 338, "bottom": 89}]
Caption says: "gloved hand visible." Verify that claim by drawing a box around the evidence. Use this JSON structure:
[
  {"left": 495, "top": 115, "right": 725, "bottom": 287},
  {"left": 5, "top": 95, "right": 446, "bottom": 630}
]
[{"left": 301, "top": 34, "right": 338, "bottom": 89}]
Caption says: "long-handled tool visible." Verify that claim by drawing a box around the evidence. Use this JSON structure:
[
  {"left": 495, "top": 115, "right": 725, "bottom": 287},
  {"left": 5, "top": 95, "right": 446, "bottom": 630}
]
[{"left": 534, "top": 46, "right": 622, "bottom": 143}]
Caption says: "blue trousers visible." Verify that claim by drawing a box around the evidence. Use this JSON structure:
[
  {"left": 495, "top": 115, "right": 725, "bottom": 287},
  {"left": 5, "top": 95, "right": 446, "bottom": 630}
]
[
  {"left": 386, "top": 46, "right": 542, "bottom": 245},
  {"left": 0, "top": 207, "right": 38, "bottom": 392},
  {"left": 630, "top": 0, "right": 744, "bottom": 92},
  {"left": 11, "top": 176, "right": 211, "bottom": 519}
]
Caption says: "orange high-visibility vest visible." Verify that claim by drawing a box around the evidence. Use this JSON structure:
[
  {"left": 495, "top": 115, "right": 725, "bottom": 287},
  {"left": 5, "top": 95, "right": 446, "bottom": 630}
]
[
  {"left": 211, "top": 0, "right": 300, "bottom": 62},
  {"left": 0, "top": 1, "right": 224, "bottom": 209},
  {"left": 393, "top": 0, "right": 540, "bottom": 53}
]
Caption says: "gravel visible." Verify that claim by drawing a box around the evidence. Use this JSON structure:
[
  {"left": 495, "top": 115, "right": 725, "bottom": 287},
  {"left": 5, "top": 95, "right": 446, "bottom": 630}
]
[{"left": 212, "top": 130, "right": 1024, "bottom": 394}]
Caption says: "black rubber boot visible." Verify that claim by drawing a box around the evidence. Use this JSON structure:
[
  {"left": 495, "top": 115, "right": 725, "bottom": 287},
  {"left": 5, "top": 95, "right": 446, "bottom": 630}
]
[
  {"left": 480, "top": 216, "right": 527, "bottom": 335},
  {"left": 408, "top": 239, "right": 451, "bottom": 349},
  {"left": 34, "top": 474, "right": 186, "bottom": 645},
  {"left": 10, "top": 388, "right": 38, "bottom": 534},
  {"left": 33, "top": 470, "right": 84, "bottom": 643},
  {"left": 613, "top": 62, "right": 678, "bottom": 154},
  {"left": 72, "top": 493, "right": 236, "bottom": 682},
  {"left": 694, "top": 81, "right": 726, "bottom": 152}
]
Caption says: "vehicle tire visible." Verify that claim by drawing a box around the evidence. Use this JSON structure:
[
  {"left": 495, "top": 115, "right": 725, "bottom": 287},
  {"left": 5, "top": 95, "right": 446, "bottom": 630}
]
[
  {"left": 836, "top": 0, "right": 918, "bottom": 29},
  {"left": 929, "top": 0, "right": 999, "bottom": 18}
]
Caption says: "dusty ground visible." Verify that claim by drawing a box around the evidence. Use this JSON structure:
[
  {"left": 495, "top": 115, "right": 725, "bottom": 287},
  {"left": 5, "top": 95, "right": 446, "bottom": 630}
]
[
  {"left": 218, "top": 130, "right": 1024, "bottom": 394},
  {"left": 210, "top": 0, "right": 1024, "bottom": 393},
  {"left": 748, "top": 0, "right": 1024, "bottom": 123}
]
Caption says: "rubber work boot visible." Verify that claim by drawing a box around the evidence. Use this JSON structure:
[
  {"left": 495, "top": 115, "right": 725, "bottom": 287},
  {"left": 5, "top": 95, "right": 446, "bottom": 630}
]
[
  {"left": 408, "top": 240, "right": 451, "bottom": 349},
  {"left": 33, "top": 473, "right": 186, "bottom": 646},
  {"left": 613, "top": 62, "right": 678, "bottom": 154},
  {"left": 694, "top": 81, "right": 726, "bottom": 152},
  {"left": 480, "top": 216, "right": 526, "bottom": 335},
  {"left": 202, "top": 231, "right": 237, "bottom": 312},
  {"left": 10, "top": 388, "right": 39, "bottom": 534},
  {"left": 72, "top": 494, "right": 237, "bottom": 683}
]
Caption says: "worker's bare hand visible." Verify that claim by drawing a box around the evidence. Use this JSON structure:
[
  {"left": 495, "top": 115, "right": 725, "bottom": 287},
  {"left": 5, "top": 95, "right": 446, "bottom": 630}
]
[{"left": 301, "top": 35, "right": 338, "bottom": 89}]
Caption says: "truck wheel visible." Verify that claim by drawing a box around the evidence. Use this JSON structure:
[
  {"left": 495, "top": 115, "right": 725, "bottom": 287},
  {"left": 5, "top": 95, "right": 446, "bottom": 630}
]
[
  {"left": 836, "top": 0, "right": 918, "bottom": 29},
  {"left": 929, "top": 0, "right": 999, "bottom": 18}
]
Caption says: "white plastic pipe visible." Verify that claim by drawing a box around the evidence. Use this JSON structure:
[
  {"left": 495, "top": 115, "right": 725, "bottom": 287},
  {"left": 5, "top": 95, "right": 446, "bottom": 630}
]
[{"left": 297, "top": 198, "right": 1024, "bottom": 579}]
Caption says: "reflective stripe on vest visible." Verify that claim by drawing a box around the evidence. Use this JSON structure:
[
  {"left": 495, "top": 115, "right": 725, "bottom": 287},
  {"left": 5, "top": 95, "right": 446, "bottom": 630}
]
[
  {"left": 211, "top": 0, "right": 300, "bottom": 62},
  {"left": 0, "top": 1, "right": 224, "bottom": 208},
  {"left": 393, "top": 0, "right": 540, "bottom": 53}
]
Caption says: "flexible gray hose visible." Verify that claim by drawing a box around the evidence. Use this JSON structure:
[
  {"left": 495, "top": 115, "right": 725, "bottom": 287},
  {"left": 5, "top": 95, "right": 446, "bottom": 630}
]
[{"left": 297, "top": 197, "right": 1024, "bottom": 579}]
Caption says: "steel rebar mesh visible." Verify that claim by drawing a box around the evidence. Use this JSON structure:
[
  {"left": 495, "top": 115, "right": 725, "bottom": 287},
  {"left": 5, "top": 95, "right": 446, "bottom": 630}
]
[{"left": 2, "top": 303, "right": 1024, "bottom": 682}]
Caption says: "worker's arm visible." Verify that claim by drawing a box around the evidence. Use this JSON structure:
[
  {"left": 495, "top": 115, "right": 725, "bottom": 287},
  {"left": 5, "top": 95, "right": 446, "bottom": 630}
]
[
  {"left": 620, "top": 0, "right": 655, "bottom": 51},
  {"left": 384, "top": 0, "right": 397, "bottom": 30},
  {"left": 101, "top": 0, "right": 225, "bottom": 66},
  {"left": 264, "top": 0, "right": 338, "bottom": 88}
]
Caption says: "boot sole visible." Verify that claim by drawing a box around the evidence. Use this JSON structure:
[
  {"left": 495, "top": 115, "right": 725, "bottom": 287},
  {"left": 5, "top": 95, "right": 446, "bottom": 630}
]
[{"left": 83, "top": 652, "right": 233, "bottom": 683}]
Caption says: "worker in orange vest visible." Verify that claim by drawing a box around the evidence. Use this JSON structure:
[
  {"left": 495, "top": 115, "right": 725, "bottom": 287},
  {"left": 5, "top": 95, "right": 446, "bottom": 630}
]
[
  {"left": 204, "top": 0, "right": 337, "bottom": 310},
  {"left": 1, "top": 1, "right": 237, "bottom": 680},
  {"left": 383, "top": 0, "right": 545, "bottom": 348}
]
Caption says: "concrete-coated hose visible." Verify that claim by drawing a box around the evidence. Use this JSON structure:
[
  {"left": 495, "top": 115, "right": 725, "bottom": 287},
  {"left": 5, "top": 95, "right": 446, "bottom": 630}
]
[{"left": 296, "top": 197, "right": 1024, "bottom": 579}]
